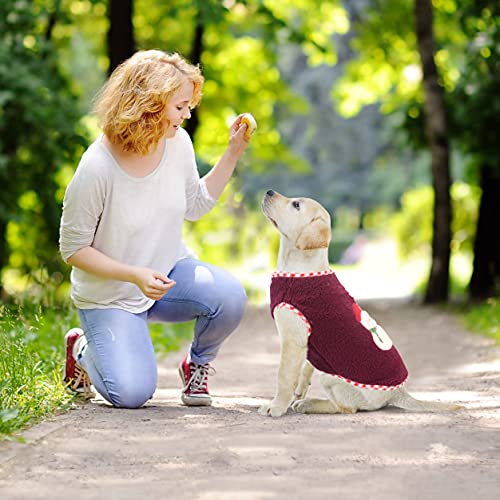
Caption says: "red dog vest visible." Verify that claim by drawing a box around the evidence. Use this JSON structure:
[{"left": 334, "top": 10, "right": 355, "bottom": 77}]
[{"left": 270, "top": 270, "right": 408, "bottom": 390}]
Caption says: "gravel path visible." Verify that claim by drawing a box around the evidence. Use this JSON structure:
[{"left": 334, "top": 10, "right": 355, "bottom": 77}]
[{"left": 1, "top": 300, "right": 499, "bottom": 500}]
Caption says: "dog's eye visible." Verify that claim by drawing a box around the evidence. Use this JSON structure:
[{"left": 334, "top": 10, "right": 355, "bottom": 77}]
[{"left": 292, "top": 201, "right": 300, "bottom": 210}]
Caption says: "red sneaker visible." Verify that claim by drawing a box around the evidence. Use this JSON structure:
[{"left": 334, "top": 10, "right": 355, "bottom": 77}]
[
  {"left": 178, "top": 353, "right": 215, "bottom": 406},
  {"left": 64, "top": 328, "right": 94, "bottom": 399}
]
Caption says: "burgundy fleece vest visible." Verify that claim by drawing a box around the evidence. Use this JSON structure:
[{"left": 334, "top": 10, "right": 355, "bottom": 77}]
[{"left": 270, "top": 270, "right": 408, "bottom": 390}]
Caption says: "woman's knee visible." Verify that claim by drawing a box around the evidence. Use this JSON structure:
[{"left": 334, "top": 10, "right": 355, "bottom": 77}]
[
  {"left": 106, "top": 375, "right": 157, "bottom": 409},
  {"left": 218, "top": 277, "right": 247, "bottom": 323}
]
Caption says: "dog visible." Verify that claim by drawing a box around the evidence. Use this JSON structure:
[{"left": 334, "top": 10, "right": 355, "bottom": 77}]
[{"left": 259, "top": 190, "right": 462, "bottom": 417}]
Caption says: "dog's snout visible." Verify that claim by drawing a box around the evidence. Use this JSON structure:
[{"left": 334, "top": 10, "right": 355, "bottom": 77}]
[{"left": 266, "top": 190, "right": 275, "bottom": 197}]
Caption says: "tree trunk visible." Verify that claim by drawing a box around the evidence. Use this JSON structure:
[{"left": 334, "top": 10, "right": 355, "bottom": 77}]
[
  {"left": 184, "top": 17, "right": 204, "bottom": 140},
  {"left": 469, "top": 164, "right": 500, "bottom": 300},
  {"left": 415, "top": 0, "right": 452, "bottom": 304},
  {"left": 107, "top": 0, "right": 135, "bottom": 75}
]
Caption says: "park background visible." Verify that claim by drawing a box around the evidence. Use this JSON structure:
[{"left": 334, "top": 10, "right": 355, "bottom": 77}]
[{"left": 0, "top": 0, "right": 499, "bottom": 438}]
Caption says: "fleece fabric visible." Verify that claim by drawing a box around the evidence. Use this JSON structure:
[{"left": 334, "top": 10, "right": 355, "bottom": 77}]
[{"left": 270, "top": 271, "right": 408, "bottom": 390}]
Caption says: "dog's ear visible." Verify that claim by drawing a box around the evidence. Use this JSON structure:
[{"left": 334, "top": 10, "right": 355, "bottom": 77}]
[{"left": 296, "top": 217, "right": 331, "bottom": 250}]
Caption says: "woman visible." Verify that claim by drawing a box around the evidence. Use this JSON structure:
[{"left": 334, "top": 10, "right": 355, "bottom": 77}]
[{"left": 59, "top": 50, "right": 250, "bottom": 409}]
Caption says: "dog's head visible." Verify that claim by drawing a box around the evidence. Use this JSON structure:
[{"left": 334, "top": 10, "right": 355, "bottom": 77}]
[{"left": 262, "top": 190, "right": 331, "bottom": 250}]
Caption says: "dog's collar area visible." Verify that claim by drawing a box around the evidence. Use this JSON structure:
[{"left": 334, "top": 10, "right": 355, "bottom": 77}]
[{"left": 272, "top": 269, "right": 335, "bottom": 278}]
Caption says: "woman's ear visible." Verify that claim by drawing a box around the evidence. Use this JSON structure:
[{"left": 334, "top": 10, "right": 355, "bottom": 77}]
[{"left": 295, "top": 217, "right": 331, "bottom": 250}]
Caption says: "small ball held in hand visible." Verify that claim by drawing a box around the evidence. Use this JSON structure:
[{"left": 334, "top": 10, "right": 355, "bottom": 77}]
[{"left": 240, "top": 113, "right": 257, "bottom": 139}]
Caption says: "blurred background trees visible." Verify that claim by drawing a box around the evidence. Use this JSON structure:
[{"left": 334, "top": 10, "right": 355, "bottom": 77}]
[
  {"left": 0, "top": 0, "right": 498, "bottom": 304},
  {"left": 0, "top": 0, "right": 87, "bottom": 296}
]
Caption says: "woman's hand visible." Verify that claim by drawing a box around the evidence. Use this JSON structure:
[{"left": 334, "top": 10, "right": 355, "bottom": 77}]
[
  {"left": 133, "top": 267, "right": 176, "bottom": 301},
  {"left": 227, "top": 114, "right": 252, "bottom": 158},
  {"left": 202, "top": 113, "right": 255, "bottom": 199}
]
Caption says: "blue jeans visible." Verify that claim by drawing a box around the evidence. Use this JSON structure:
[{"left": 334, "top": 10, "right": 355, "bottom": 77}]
[{"left": 76, "top": 258, "right": 247, "bottom": 409}]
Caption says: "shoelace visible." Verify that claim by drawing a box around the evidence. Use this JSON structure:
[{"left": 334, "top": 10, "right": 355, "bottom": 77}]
[
  {"left": 185, "top": 363, "right": 216, "bottom": 393},
  {"left": 73, "top": 365, "right": 95, "bottom": 399}
]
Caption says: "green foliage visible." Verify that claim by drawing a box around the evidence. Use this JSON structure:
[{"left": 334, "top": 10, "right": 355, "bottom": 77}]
[
  {"left": 0, "top": 0, "right": 88, "bottom": 280},
  {"left": 333, "top": 0, "right": 500, "bottom": 181},
  {"left": 328, "top": 0, "right": 499, "bottom": 301},
  {"left": 391, "top": 185, "right": 433, "bottom": 257},
  {"left": 149, "top": 321, "right": 195, "bottom": 358},
  {"left": 0, "top": 297, "right": 77, "bottom": 440},
  {"left": 413, "top": 254, "right": 472, "bottom": 298},
  {"left": 450, "top": 1, "right": 500, "bottom": 168},
  {"left": 461, "top": 298, "right": 500, "bottom": 345},
  {"left": 134, "top": 0, "right": 343, "bottom": 176},
  {"left": 333, "top": 0, "right": 466, "bottom": 117},
  {"left": 49, "top": 1, "right": 109, "bottom": 109},
  {"left": 1, "top": 0, "right": 495, "bottom": 306},
  {"left": 183, "top": 186, "right": 279, "bottom": 265},
  {"left": 391, "top": 182, "right": 480, "bottom": 258}
]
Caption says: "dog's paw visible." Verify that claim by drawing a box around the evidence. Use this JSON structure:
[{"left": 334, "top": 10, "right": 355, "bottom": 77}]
[
  {"left": 293, "top": 387, "right": 309, "bottom": 402},
  {"left": 258, "top": 401, "right": 288, "bottom": 418},
  {"left": 258, "top": 403, "right": 272, "bottom": 416},
  {"left": 291, "top": 399, "right": 311, "bottom": 414}
]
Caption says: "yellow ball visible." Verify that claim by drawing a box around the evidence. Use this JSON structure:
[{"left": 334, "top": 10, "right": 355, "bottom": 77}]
[{"left": 240, "top": 113, "right": 257, "bottom": 139}]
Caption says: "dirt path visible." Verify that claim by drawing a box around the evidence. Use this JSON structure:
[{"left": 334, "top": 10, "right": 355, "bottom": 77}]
[{"left": 1, "top": 301, "right": 499, "bottom": 500}]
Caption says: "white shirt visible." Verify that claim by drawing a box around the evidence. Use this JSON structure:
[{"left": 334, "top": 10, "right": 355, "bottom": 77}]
[{"left": 59, "top": 128, "right": 217, "bottom": 312}]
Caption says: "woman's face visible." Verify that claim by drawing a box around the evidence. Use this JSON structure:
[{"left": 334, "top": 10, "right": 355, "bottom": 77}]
[{"left": 164, "top": 80, "right": 194, "bottom": 138}]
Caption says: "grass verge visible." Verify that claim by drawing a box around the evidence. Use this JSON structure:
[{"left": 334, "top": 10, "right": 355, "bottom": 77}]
[
  {"left": 0, "top": 301, "right": 76, "bottom": 441},
  {"left": 0, "top": 298, "right": 195, "bottom": 441},
  {"left": 461, "top": 297, "right": 500, "bottom": 345}
]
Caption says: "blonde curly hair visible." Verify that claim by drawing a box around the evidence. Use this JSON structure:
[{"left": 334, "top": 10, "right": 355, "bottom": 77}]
[{"left": 94, "top": 50, "right": 204, "bottom": 155}]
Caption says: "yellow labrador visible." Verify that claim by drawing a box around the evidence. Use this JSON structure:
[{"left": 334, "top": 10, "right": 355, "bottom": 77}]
[{"left": 259, "top": 190, "right": 461, "bottom": 418}]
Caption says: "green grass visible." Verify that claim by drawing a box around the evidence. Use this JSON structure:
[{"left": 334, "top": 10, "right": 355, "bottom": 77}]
[
  {"left": 149, "top": 320, "right": 195, "bottom": 357},
  {"left": 0, "top": 295, "right": 195, "bottom": 441},
  {"left": 461, "top": 297, "right": 500, "bottom": 345},
  {"left": 0, "top": 301, "right": 77, "bottom": 440},
  {"left": 413, "top": 269, "right": 500, "bottom": 346}
]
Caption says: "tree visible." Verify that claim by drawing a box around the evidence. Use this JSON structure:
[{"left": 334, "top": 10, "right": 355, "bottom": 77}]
[
  {"left": 451, "top": 1, "right": 500, "bottom": 300},
  {"left": 107, "top": 0, "right": 135, "bottom": 74},
  {"left": 415, "top": 0, "right": 451, "bottom": 303},
  {"left": 134, "top": 0, "right": 343, "bottom": 171},
  {"left": 0, "top": 0, "right": 86, "bottom": 296},
  {"left": 331, "top": 0, "right": 480, "bottom": 303}
]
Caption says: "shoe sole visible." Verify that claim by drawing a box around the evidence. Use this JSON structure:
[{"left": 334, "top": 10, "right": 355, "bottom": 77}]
[{"left": 178, "top": 366, "right": 212, "bottom": 406}]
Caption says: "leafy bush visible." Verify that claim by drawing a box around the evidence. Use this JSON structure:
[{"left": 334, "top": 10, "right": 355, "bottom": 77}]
[
  {"left": 0, "top": 0, "right": 88, "bottom": 280},
  {"left": 184, "top": 188, "right": 280, "bottom": 269}
]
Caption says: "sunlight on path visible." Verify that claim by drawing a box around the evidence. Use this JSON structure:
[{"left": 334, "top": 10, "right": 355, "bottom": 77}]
[
  {"left": 240, "top": 237, "right": 428, "bottom": 303},
  {"left": 335, "top": 238, "right": 428, "bottom": 300}
]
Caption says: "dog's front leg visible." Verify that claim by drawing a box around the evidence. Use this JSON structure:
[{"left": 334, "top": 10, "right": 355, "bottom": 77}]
[
  {"left": 259, "top": 307, "right": 308, "bottom": 417},
  {"left": 294, "top": 360, "right": 314, "bottom": 401},
  {"left": 259, "top": 339, "right": 306, "bottom": 417}
]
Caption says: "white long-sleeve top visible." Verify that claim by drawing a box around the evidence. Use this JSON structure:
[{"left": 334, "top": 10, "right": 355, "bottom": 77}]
[{"left": 59, "top": 128, "right": 217, "bottom": 313}]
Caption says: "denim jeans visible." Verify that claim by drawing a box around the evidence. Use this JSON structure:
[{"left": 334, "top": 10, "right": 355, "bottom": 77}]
[{"left": 76, "top": 258, "right": 247, "bottom": 409}]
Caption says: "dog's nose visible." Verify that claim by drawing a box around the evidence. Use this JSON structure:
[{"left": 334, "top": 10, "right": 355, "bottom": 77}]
[{"left": 266, "top": 190, "right": 275, "bottom": 197}]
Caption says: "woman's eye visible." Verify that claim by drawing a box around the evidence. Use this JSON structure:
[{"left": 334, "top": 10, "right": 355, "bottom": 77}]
[{"left": 292, "top": 201, "right": 300, "bottom": 210}]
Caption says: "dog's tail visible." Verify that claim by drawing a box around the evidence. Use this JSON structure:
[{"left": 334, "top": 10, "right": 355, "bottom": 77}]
[{"left": 391, "top": 389, "right": 463, "bottom": 412}]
